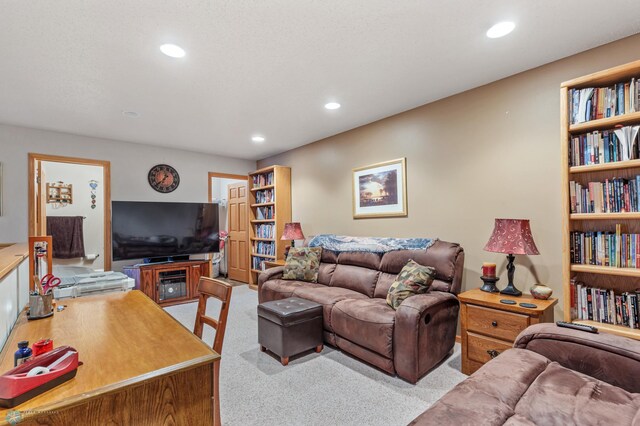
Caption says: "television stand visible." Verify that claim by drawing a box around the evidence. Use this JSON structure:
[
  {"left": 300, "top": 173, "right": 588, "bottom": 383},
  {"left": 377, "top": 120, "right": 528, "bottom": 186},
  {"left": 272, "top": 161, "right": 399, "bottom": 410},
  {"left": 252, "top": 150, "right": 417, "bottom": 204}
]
[
  {"left": 122, "top": 260, "right": 211, "bottom": 306},
  {"left": 142, "top": 255, "right": 191, "bottom": 264}
]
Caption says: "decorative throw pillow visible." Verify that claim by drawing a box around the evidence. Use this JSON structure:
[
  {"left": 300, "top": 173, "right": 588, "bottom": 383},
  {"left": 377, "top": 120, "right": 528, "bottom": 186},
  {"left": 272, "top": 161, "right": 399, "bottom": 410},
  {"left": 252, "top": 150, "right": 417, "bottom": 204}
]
[
  {"left": 282, "top": 247, "right": 323, "bottom": 283},
  {"left": 386, "top": 260, "right": 436, "bottom": 310}
]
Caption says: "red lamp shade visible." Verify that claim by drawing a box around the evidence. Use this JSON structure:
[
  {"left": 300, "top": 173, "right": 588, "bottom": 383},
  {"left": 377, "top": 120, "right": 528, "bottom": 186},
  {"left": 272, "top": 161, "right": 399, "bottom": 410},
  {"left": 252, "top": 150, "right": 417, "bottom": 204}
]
[
  {"left": 484, "top": 219, "right": 539, "bottom": 255},
  {"left": 281, "top": 222, "right": 304, "bottom": 241}
]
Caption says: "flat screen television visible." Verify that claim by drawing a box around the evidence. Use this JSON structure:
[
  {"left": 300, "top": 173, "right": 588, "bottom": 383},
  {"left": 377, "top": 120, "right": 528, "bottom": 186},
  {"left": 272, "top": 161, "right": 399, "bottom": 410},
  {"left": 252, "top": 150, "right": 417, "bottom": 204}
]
[{"left": 112, "top": 201, "right": 219, "bottom": 261}]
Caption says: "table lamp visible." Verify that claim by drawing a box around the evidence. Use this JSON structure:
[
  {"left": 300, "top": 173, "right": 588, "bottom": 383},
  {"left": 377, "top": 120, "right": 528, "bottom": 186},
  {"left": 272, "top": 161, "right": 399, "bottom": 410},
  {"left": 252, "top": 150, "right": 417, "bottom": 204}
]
[
  {"left": 282, "top": 222, "right": 304, "bottom": 258},
  {"left": 483, "top": 219, "right": 539, "bottom": 296}
]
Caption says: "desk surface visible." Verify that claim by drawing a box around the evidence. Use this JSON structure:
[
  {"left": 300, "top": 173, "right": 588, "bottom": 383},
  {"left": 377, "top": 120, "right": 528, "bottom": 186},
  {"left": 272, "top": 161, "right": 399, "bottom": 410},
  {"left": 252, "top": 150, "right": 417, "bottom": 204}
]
[{"left": 0, "top": 290, "right": 218, "bottom": 420}]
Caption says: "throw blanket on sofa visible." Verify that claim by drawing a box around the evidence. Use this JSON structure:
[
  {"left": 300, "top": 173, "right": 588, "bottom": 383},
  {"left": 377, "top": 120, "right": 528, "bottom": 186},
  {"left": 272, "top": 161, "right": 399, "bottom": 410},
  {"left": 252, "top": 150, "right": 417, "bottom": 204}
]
[{"left": 308, "top": 234, "right": 436, "bottom": 253}]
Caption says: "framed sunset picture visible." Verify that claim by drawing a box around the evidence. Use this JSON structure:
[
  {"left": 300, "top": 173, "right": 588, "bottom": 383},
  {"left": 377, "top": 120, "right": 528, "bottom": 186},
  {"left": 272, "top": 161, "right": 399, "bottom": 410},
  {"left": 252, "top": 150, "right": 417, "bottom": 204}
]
[{"left": 352, "top": 158, "right": 407, "bottom": 218}]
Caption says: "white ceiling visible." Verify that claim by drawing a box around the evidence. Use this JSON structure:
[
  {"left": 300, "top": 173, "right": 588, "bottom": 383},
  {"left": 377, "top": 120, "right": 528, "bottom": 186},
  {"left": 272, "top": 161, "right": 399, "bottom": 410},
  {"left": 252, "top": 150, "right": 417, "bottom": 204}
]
[{"left": 1, "top": 1, "right": 640, "bottom": 160}]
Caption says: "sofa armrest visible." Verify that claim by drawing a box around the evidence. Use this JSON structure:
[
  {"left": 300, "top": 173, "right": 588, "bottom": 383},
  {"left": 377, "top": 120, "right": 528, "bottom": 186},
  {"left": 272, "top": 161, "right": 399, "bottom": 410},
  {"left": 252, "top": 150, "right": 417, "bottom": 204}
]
[
  {"left": 514, "top": 323, "right": 640, "bottom": 393},
  {"left": 393, "top": 291, "right": 459, "bottom": 383},
  {"left": 258, "top": 266, "right": 284, "bottom": 288}
]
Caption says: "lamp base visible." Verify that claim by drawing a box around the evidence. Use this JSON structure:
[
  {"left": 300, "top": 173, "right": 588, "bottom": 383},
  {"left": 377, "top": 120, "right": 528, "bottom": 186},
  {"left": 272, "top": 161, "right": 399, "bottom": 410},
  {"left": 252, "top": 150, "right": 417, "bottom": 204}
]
[
  {"left": 500, "top": 283, "right": 522, "bottom": 297},
  {"left": 480, "top": 276, "right": 500, "bottom": 293}
]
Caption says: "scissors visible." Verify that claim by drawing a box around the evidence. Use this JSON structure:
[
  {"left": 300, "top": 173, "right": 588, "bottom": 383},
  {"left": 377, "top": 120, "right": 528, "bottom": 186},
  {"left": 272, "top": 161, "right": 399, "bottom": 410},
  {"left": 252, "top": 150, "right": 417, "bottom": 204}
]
[{"left": 41, "top": 274, "right": 62, "bottom": 295}]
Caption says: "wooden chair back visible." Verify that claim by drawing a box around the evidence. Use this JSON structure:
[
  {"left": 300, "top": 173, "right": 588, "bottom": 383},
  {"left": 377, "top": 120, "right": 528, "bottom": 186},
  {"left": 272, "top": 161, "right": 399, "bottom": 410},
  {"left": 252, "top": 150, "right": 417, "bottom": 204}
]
[{"left": 193, "top": 277, "right": 233, "bottom": 354}]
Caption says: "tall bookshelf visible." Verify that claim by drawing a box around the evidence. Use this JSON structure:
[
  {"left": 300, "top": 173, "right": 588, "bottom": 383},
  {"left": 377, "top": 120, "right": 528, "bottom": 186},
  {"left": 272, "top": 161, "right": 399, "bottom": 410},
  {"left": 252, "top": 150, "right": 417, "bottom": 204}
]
[
  {"left": 248, "top": 165, "right": 291, "bottom": 288},
  {"left": 561, "top": 59, "right": 640, "bottom": 340}
]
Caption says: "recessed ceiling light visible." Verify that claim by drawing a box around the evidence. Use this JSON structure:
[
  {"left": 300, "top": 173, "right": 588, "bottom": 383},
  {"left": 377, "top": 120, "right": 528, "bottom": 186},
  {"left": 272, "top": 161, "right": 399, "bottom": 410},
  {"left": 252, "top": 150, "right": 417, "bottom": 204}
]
[
  {"left": 324, "top": 102, "right": 341, "bottom": 110},
  {"left": 160, "top": 43, "right": 186, "bottom": 58},
  {"left": 486, "top": 21, "right": 515, "bottom": 38},
  {"left": 252, "top": 135, "right": 265, "bottom": 143},
  {"left": 122, "top": 110, "right": 140, "bottom": 118}
]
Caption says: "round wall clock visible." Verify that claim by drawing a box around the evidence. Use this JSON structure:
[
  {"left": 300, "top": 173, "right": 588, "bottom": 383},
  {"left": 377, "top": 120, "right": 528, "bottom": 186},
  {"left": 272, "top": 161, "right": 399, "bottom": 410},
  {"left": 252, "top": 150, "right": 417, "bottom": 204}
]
[{"left": 148, "top": 164, "right": 180, "bottom": 193}]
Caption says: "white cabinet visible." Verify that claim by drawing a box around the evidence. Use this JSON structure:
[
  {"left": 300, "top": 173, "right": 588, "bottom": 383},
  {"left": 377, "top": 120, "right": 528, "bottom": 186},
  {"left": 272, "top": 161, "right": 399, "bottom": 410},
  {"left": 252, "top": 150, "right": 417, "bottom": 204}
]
[{"left": 0, "top": 258, "right": 29, "bottom": 351}]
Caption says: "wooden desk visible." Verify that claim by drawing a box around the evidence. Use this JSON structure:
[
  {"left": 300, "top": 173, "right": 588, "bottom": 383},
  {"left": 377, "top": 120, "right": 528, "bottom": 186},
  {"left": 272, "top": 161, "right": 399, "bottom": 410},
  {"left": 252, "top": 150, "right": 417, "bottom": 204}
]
[{"left": 0, "top": 290, "right": 219, "bottom": 425}]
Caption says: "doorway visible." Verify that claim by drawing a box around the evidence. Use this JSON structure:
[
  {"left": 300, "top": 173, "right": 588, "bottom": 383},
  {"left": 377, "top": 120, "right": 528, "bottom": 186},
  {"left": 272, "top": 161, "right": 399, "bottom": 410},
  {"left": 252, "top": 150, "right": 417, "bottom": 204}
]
[
  {"left": 208, "top": 172, "right": 249, "bottom": 283},
  {"left": 28, "top": 153, "right": 112, "bottom": 272}
]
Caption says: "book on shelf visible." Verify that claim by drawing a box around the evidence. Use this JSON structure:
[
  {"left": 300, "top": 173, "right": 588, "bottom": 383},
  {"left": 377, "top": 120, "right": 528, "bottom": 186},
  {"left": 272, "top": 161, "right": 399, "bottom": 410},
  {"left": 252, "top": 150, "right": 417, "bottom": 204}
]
[
  {"left": 569, "top": 176, "right": 640, "bottom": 213},
  {"left": 255, "top": 188, "right": 274, "bottom": 204},
  {"left": 252, "top": 172, "right": 274, "bottom": 188},
  {"left": 570, "top": 78, "right": 640, "bottom": 124},
  {"left": 255, "top": 206, "right": 274, "bottom": 220},
  {"left": 570, "top": 278, "right": 640, "bottom": 329},
  {"left": 570, "top": 225, "right": 640, "bottom": 268},
  {"left": 569, "top": 126, "right": 640, "bottom": 166},
  {"left": 255, "top": 224, "right": 275, "bottom": 239},
  {"left": 253, "top": 241, "right": 275, "bottom": 256},
  {"left": 252, "top": 256, "right": 272, "bottom": 271}
]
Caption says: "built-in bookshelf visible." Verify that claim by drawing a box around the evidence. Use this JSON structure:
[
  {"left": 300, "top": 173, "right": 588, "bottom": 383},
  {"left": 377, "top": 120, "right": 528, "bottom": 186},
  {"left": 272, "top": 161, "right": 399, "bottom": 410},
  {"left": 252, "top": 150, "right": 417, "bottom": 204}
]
[
  {"left": 562, "top": 59, "right": 640, "bottom": 340},
  {"left": 248, "top": 165, "right": 291, "bottom": 288}
]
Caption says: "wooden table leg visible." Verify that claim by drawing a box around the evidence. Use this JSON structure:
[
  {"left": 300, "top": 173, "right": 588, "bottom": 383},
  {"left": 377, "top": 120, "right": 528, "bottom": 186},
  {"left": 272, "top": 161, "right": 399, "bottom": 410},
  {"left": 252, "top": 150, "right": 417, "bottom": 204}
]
[
  {"left": 213, "top": 359, "right": 221, "bottom": 426},
  {"left": 315, "top": 345, "right": 323, "bottom": 353},
  {"left": 281, "top": 356, "right": 289, "bottom": 366}
]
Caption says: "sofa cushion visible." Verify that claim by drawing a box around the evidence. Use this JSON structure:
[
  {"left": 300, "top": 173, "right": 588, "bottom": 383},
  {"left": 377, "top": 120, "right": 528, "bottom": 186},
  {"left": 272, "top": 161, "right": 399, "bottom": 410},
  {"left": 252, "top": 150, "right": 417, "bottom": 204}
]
[
  {"left": 380, "top": 240, "right": 460, "bottom": 291},
  {"left": 292, "top": 285, "right": 368, "bottom": 332},
  {"left": 260, "top": 279, "right": 324, "bottom": 302},
  {"left": 513, "top": 362, "right": 640, "bottom": 425},
  {"left": 386, "top": 260, "right": 435, "bottom": 309},
  {"left": 374, "top": 272, "right": 397, "bottom": 298},
  {"left": 282, "top": 247, "right": 322, "bottom": 282},
  {"left": 336, "top": 251, "right": 382, "bottom": 270},
  {"left": 332, "top": 298, "right": 395, "bottom": 358},
  {"left": 317, "top": 263, "right": 337, "bottom": 285},
  {"left": 329, "top": 264, "right": 380, "bottom": 297}
]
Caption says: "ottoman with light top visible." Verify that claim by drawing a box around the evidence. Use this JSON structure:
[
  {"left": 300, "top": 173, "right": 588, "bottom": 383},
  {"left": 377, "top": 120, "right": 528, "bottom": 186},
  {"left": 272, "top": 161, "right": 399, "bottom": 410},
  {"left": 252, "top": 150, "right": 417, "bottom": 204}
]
[{"left": 257, "top": 297, "right": 323, "bottom": 366}]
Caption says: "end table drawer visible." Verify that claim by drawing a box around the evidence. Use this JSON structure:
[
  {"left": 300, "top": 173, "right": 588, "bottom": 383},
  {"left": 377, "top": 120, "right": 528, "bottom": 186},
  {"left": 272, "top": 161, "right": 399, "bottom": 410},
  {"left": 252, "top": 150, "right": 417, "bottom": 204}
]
[
  {"left": 466, "top": 304, "right": 529, "bottom": 341},
  {"left": 467, "top": 332, "right": 512, "bottom": 364}
]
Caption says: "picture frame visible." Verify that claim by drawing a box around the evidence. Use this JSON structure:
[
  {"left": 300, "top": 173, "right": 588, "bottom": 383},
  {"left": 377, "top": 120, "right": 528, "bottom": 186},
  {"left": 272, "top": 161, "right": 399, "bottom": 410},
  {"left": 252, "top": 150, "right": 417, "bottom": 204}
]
[{"left": 352, "top": 158, "right": 407, "bottom": 218}]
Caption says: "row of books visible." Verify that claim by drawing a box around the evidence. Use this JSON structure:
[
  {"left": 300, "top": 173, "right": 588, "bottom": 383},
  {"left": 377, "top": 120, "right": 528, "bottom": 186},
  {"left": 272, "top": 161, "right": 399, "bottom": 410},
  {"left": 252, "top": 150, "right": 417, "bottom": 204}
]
[
  {"left": 255, "top": 206, "right": 274, "bottom": 220},
  {"left": 570, "top": 227, "right": 640, "bottom": 268},
  {"left": 252, "top": 172, "right": 274, "bottom": 188},
  {"left": 255, "top": 189, "right": 274, "bottom": 204},
  {"left": 569, "top": 177, "right": 640, "bottom": 213},
  {"left": 253, "top": 241, "right": 275, "bottom": 256},
  {"left": 254, "top": 224, "right": 275, "bottom": 239},
  {"left": 568, "top": 129, "right": 639, "bottom": 166},
  {"left": 570, "top": 78, "right": 640, "bottom": 124},
  {"left": 252, "top": 256, "right": 271, "bottom": 271},
  {"left": 570, "top": 279, "right": 640, "bottom": 329}
]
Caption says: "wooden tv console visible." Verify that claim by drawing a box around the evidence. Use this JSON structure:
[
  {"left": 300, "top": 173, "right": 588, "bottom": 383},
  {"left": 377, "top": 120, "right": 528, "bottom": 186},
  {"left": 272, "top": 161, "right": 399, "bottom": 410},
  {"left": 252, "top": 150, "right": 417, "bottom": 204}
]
[{"left": 122, "top": 260, "right": 211, "bottom": 306}]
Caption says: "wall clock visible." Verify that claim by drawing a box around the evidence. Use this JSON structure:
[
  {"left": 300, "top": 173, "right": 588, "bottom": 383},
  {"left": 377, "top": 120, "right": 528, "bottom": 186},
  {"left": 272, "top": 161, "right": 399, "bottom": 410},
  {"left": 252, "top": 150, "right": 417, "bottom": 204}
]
[{"left": 148, "top": 164, "right": 180, "bottom": 193}]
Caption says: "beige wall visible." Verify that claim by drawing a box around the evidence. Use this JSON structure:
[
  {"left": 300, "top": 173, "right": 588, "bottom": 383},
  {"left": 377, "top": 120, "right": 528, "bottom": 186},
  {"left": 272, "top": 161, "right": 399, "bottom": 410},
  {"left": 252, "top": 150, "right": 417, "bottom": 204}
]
[{"left": 259, "top": 33, "right": 640, "bottom": 321}]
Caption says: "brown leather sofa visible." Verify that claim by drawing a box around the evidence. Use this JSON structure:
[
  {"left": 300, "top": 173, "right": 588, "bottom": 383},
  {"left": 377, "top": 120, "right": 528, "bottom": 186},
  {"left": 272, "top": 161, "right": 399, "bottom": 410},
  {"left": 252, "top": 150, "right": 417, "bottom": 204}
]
[
  {"left": 411, "top": 323, "right": 640, "bottom": 425},
  {"left": 258, "top": 240, "right": 464, "bottom": 383}
]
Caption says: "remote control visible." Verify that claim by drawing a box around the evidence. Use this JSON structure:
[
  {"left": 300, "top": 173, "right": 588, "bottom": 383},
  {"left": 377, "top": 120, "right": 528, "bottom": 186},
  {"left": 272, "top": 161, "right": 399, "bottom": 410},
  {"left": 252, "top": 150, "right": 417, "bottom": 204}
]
[
  {"left": 500, "top": 299, "right": 516, "bottom": 305},
  {"left": 556, "top": 321, "right": 598, "bottom": 333}
]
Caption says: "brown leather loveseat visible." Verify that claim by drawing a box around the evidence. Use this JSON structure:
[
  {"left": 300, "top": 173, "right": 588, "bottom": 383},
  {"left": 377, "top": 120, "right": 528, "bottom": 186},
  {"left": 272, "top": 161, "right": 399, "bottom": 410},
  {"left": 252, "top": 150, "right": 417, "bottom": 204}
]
[
  {"left": 258, "top": 240, "right": 464, "bottom": 383},
  {"left": 411, "top": 323, "right": 640, "bottom": 425}
]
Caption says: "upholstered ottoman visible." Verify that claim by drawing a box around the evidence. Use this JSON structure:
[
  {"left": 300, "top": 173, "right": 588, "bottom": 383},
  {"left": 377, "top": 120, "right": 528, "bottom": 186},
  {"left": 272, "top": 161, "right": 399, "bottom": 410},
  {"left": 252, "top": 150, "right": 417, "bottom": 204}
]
[{"left": 257, "top": 297, "right": 323, "bottom": 366}]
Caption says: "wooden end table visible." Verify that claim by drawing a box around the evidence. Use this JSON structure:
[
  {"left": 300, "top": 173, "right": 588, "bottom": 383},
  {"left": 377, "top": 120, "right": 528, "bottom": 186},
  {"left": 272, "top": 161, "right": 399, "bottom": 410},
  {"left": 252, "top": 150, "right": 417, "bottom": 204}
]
[{"left": 459, "top": 288, "right": 557, "bottom": 375}]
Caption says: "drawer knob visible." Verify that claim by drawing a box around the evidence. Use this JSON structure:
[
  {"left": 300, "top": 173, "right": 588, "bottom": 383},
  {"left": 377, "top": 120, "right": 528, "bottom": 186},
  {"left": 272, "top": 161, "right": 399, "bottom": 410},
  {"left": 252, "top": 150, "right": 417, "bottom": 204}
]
[
  {"left": 491, "top": 321, "right": 498, "bottom": 327},
  {"left": 487, "top": 349, "right": 499, "bottom": 359}
]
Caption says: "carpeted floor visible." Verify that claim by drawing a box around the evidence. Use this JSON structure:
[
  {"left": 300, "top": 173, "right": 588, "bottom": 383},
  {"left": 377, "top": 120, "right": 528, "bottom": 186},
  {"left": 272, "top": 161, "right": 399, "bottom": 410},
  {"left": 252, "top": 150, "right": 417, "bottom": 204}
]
[{"left": 164, "top": 285, "right": 466, "bottom": 426}]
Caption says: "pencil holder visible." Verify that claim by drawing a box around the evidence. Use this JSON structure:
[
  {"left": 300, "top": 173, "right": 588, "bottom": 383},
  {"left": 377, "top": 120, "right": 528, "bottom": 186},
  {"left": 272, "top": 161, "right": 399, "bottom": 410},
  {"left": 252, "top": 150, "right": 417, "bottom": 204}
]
[{"left": 28, "top": 293, "right": 54, "bottom": 320}]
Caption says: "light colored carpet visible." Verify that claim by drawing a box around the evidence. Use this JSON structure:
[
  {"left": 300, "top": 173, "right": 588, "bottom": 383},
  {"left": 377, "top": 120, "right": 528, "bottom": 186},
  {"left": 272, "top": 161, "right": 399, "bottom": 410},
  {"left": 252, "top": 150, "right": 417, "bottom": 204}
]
[{"left": 164, "top": 285, "right": 466, "bottom": 426}]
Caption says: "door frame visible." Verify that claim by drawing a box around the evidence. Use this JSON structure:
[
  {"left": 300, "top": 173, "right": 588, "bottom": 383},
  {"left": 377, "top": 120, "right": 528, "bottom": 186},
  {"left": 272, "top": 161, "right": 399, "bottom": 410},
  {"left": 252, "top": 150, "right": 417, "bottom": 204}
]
[
  {"left": 208, "top": 172, "right": 249, "bottom": 281},
  {"left": 28, "top": 153, "right": 112, "bottom": 271},
  {"left": 207, "top": 172, "right": 248, "bottom": 201}
]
